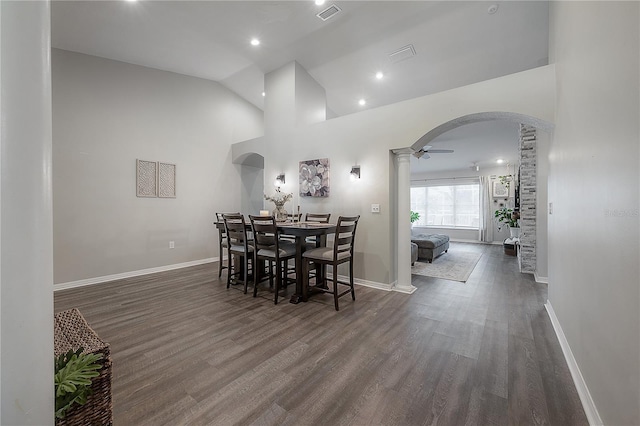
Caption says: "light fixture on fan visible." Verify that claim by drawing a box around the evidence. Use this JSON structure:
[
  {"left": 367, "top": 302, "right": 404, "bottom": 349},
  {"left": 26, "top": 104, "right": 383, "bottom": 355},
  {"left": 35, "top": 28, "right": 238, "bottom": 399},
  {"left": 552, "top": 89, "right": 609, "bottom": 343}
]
[
  {"left": 274, "top": 174, "right": 285, "bottom": 189},
  {"left": 413, "top": 145, "right": 455, "bottom": 159},
  {"left": 350, "top": 166, "right": 361, "bottom": 181}
]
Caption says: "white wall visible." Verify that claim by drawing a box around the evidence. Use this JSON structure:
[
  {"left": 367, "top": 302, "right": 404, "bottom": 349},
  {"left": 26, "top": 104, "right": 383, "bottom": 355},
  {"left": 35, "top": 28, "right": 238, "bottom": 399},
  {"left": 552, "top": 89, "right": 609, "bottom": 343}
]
[
  {"left": 1, "top": 1, "right": 54, "bottom": 423},
  {"left": 294, "top": 62, "right": 326, "bottom": 127},
  {"left": 535, "top": 130, "right": 549, "bottom": 279},
  {"left": 549, "top": 2, "right": 639, "bottom": 424},
  {"left": 234, "top": 65, "right": 555, "bottom": 285},
  {"left": 52, "top": 49, "right": 264, "bottom": 284}
]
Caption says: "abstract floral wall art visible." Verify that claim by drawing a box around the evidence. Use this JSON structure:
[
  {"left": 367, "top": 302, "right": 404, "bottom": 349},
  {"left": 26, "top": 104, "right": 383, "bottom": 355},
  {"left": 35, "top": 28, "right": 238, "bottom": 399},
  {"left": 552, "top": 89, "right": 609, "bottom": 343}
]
[{"left": 299, "top": 158, "right": 329, "bottom": 197}]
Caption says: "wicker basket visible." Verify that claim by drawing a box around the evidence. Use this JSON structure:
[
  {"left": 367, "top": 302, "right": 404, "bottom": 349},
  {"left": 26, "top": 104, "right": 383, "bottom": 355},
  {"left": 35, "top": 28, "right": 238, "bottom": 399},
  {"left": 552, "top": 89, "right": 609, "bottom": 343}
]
[{"left": 54, "top": 308, "right": 113, "bottom": 426}]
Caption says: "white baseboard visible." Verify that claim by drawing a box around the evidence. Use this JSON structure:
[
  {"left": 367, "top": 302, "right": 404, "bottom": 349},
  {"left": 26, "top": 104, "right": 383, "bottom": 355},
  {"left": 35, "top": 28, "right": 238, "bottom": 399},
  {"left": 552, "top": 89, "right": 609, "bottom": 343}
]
[
  {"left": 54, "top": 257, "right": 217, "bottom": 291},
  {"left": 545, "top": 301, "right": 603, "bottom": 426},
  {"left": 534, "top": 271, "right": 548, "bottom": 284},
  {"left": 327, "top": 273, "right": 393, "bottom": 292}
]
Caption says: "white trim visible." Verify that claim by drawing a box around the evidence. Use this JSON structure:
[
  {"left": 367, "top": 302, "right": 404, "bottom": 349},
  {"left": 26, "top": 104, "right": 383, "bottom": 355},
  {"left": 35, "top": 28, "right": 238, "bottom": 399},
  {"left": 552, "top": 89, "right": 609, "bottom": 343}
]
[
  {"left": 392, "top": 282, "right": 418, "bottom": 294},
  {"left": 545, "top": 301, "right": 603, "bottom": 426},
  {"left": 534, "top": 271, "right": 548, "bottom": 283},
  {"left": 54, "top": 258, "right": 217, "bottom": 291},
  {"left": 327, "top": 273, "right": 394, "bottom": 292}
]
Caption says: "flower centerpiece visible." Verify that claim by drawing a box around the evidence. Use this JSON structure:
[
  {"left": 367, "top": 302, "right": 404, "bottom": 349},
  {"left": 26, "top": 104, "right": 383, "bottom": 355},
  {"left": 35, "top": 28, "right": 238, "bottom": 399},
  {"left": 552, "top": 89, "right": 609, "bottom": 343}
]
[{"left": 264, "top": 190, "right": 293, "bottom": 221}]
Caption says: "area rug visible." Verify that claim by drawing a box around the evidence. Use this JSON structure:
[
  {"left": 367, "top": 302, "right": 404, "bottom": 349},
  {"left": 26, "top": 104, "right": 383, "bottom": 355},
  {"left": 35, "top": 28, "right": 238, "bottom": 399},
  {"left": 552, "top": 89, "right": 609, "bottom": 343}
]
[{"left": 411, "top": 251, "right": 482, "bottom": 282}]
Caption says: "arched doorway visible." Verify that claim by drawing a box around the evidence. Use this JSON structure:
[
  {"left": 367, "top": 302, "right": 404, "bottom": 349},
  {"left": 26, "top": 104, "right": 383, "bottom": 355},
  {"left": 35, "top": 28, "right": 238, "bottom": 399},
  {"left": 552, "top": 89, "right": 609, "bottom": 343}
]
[
  {"left": 234, "top": 152, "right": 265, "bottom": 215},
  {"left": 394, "top": 112, "right": 554, "bottom": 292}
]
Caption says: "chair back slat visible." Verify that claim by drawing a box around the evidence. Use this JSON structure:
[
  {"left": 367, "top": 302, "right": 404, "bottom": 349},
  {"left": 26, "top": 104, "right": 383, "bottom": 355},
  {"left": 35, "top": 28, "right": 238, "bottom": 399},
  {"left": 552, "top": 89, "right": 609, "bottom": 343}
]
[
  {"left": 248, "top": 215, "right": 278, "bottom": 249},
  {"left": 223, "top": 213, "right": 248, "bottom": 246},
  {"left": 305, "top": 213, "right": 331, "bottom": 223},
  {"left": 216, "top": 212, "right": 239, "bottom": 236},
  {"left": 332, "top": 215, "right": 360, "bottom": 261}
]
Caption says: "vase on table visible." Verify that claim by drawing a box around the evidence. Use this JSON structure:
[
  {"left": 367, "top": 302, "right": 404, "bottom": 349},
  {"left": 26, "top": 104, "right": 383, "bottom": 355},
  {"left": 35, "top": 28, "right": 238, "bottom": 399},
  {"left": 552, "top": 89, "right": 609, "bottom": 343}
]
[{"left": 273, "top": 204, "right": 288, "bottom": 222}]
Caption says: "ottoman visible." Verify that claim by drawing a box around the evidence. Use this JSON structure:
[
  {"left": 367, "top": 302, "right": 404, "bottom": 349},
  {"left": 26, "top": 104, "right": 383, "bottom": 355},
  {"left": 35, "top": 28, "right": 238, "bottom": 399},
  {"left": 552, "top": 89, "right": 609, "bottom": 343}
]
[{"left": 411, "top": 234, "right": 450, "bottom": 263}]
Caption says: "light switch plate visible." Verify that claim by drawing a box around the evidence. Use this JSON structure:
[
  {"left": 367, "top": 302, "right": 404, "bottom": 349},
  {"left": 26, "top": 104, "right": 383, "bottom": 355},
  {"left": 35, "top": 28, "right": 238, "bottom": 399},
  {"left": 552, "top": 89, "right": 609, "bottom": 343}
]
[{"left": 371, "top": 204, "right": 380, "bottom": 213}]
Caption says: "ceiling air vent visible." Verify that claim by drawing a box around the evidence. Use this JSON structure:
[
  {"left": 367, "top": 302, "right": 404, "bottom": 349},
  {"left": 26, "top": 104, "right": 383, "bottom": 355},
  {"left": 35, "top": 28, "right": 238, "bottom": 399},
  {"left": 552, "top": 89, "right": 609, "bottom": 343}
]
[
  {"left": 388, "top": 44, "right": 417, "bottom": 63},
  {"left": 316, "top": 4, "right": 341, "bottom": 21}
]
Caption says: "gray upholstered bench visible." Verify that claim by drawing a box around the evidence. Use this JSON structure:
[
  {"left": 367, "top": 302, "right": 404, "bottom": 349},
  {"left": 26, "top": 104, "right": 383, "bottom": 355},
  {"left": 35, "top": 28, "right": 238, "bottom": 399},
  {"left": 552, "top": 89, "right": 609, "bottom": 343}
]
[{"left": 411, "top": 234, "right": 450, "bottom": 263}]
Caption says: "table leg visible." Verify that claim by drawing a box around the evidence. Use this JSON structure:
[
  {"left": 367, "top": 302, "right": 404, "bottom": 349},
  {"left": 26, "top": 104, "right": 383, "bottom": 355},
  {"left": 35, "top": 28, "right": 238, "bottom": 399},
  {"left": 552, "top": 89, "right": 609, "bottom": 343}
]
[{"left": 289, "top": 235, "right": 305, "bottom": 304}]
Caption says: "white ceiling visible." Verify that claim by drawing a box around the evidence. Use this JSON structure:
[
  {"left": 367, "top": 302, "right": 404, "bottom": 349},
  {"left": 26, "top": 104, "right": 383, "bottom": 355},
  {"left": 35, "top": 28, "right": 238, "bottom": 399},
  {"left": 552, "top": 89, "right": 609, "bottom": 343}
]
[
  {"left": 410, "top": 120, "right": 520, "bottom": 174},
  {"left": 50, "top": 0, "right": 549, "bottom": 171}
]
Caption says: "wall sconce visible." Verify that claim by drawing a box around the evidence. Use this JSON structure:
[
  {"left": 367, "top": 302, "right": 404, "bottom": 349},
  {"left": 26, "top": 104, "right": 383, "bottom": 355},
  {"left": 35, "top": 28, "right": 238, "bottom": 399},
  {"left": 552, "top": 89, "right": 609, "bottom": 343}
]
[
  {"left": 350, "top": 166, "right": 361, "bottom": 181},
  {"left": 274, "top": 174, "right": 285, "bottom": 189}
]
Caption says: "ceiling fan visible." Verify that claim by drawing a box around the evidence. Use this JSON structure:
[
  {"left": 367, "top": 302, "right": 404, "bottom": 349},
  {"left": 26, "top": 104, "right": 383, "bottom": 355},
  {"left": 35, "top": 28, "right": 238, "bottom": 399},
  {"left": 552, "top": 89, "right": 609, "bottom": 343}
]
[{"left": 412, "top": 145, "right": 455, "bottom": 159}]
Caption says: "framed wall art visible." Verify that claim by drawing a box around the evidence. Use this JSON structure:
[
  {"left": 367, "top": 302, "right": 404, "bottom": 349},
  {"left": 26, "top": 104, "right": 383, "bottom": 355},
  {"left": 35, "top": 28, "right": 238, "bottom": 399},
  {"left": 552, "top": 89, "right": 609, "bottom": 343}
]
[
  {"left": 136, "top": 159, "right": 157, "bottom": 198},
  {"left": 299, "top": 158, "right": 330, "bottom": 197},
  {"left": 158, "top": 162, "right": 176, "bottom": 198},
  {"left": 492, "top": 181, "right": 509, "bottom": 198}
]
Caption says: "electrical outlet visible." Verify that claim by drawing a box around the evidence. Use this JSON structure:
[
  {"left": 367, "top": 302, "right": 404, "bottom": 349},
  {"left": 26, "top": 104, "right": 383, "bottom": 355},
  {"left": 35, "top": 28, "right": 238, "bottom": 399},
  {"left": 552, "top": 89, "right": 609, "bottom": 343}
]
[
  {"left": 169, "top": 241, "right": 175, "bottom": 249},
  {"left": 371, "top": 204, "right": 380, "bottom": 213},
  {"left": 548, "top": 202, "right": 553, "bottom": 215}
]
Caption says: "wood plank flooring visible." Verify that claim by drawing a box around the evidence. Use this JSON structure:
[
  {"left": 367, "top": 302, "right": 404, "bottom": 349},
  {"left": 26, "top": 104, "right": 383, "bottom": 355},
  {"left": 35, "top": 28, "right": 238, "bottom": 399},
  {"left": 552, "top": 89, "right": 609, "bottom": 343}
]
[{"left": 54, "top": 243, "right": 588, "bottom": 425}]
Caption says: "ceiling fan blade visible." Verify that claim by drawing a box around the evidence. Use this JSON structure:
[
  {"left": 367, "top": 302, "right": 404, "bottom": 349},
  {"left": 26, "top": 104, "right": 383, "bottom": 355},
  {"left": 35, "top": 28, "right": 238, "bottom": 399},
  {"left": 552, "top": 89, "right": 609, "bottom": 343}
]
[{"left": 427, "top": 149, "right": 454, "bottom": 153}]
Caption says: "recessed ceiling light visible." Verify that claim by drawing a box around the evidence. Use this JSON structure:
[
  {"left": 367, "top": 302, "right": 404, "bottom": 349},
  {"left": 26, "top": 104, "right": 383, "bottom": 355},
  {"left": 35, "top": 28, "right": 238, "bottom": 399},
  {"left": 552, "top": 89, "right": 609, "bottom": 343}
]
[
  {"left": 358, "top": 99, "right": 366, "bottom": 106},
  {"left": 250, "top": 38, "right": 260, "bottom": 46},
  {"left": 375, "top": 71, "right": 384, "bottom": 80},
  {"left": 315, "top": 0, "right": 326, "bottom": 5},
  {"left": 262, "top": 92, "right": 266, "bottom": 97},
  {"left": 488, "top": 4, "right": 498, "bottom": 14},
  {"left": 497, "top": 159, "right": 504, "bottom": 164}
]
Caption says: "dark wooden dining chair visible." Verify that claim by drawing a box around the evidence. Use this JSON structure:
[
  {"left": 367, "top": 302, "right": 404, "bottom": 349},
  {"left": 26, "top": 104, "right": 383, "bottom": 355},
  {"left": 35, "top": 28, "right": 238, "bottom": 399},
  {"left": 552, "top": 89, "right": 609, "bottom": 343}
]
[
  {"left": 305, "top": 213, "right": 331, "bottom": 223},
  {"left": 223, "top": 213, "right": 254, "bottom": 294},
  {"left": 286, "top": 212, "right": 302, "bottom": 222},
  {"left": 304, "top": 212, "right": 332, "bottom": 248},
  {"left": 249, "top": 215, "right": 296, "bottom": 304},
  {"left": 215, "top": 212, "right": 239, "bottom": 278},
  {"left": 302, "top": 215, "right": 360, "bottom": 311}
]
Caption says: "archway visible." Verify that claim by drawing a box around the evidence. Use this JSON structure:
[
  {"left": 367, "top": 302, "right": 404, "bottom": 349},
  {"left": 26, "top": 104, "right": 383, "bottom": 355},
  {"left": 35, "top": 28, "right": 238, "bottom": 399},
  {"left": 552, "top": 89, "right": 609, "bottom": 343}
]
[
  {"left": 234, "top": 152, "right": 265, "bottom": 215},
  {"left": 395, "top": 111, "right": 554, "bottom": 291}
]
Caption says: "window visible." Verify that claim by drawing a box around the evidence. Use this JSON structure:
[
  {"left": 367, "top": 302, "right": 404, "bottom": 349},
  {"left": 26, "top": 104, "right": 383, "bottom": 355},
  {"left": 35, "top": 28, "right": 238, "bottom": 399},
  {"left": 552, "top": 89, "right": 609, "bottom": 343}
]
[{"left": 411, "top": 183, "right": 480, "bottom": 228}]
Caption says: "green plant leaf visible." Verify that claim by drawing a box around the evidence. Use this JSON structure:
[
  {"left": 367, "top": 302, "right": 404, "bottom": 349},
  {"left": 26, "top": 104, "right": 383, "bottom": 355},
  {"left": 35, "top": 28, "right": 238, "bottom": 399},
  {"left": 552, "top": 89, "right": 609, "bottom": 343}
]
[{"left": 54, "top": 348, "right": 103, "bottom": 419}]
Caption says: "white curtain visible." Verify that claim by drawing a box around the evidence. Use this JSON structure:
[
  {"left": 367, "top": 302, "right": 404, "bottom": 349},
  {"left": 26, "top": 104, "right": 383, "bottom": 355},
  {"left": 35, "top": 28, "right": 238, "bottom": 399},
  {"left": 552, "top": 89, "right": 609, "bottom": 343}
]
[{"left": 478, "top": 176, "right": 494, "bottom": 242}]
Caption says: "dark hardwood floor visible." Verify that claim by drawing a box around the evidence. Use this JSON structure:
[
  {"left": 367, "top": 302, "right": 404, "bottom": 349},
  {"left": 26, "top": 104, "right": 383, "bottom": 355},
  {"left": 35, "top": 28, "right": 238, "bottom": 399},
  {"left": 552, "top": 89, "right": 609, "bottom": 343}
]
[{"left": 54, "top": 242, "right": 588, "bottom": 425}]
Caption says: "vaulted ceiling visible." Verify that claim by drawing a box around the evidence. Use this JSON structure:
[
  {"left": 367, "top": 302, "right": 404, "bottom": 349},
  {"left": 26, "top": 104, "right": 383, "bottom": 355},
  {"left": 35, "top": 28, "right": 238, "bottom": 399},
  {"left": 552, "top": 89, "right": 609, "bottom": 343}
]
[{"left": 51, "top": 0, "right": 549, "bottom": 172}]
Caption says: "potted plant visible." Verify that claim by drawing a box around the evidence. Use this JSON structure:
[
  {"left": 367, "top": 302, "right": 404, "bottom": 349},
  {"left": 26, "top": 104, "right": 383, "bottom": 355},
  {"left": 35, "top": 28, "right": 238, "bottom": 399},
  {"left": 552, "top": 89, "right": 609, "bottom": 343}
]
[
  {"left": 494, "top": 207, "right": 520, "bottom": 237},
  {"left": 410, "top": 210, "right": 420, "bottom": 225},
  {"left": 54, "top": 348, "right": 103, "bottom": 421}
]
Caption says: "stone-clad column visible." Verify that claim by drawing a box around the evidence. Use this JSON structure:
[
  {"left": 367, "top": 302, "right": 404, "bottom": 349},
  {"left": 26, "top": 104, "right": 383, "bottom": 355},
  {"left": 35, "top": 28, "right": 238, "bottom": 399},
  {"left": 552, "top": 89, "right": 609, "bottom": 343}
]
[
  {"left": 519, "top": 124, "right": 537, "bottom": 273},
  {"left": 393, "top": 148, "right": 417, "bottom": 294}
]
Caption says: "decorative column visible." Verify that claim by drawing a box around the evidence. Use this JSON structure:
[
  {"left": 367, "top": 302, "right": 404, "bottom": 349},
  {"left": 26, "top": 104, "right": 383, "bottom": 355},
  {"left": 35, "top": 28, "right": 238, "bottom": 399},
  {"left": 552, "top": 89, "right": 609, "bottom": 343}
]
[
  {"left": 518, "top": 124, "right": 537, "bottom": 274},
  {"left": 392, "top": 148, "right": 417, "bottom": 294}
]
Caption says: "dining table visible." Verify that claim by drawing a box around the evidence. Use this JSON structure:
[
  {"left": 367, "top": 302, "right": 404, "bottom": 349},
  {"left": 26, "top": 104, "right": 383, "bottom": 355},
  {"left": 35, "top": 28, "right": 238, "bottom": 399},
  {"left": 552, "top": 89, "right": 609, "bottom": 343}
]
[
  {"left": 215, "top": 219, "right": 336, "bottom": 303},
  {"left": 276, "top": 221, "right": 336, "bottom": 303}
]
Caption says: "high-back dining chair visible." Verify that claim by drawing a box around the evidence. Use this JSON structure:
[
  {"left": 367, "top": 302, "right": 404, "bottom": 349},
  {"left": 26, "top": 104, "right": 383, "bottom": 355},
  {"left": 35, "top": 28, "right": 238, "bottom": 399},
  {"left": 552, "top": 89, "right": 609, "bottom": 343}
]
[
  {"left": 304, "top": 212, "right": 332, "bottom": 248},
  {"left": 216, "top": 212, "right": 239, "bottom": 278},
  {"left": 305, "top": 213, "right": 331, "bottom": 223},
  {"left": 249, "top": 215, "right": 297, "bottom": 304},
  {"left": 286, "top": 212, "right": 302, "bottom": 222},
  {"left": 223, "top": 213, "right": 253, "bottom": 294},
  {"left": 301, "top": 215, "right": 360, "bottom": 311}
]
